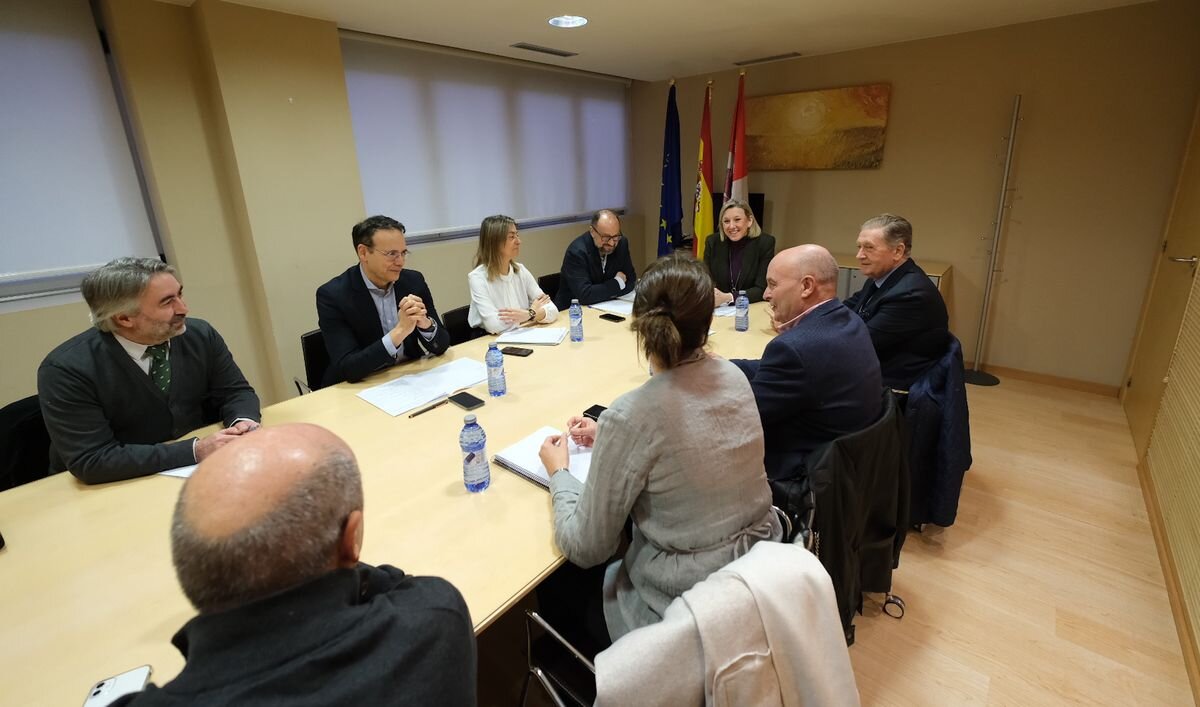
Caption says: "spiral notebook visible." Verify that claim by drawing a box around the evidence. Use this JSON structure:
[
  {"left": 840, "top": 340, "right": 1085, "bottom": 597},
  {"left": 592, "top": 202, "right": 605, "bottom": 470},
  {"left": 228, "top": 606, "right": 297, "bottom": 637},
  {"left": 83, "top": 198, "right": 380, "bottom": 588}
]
[{"left": 493, "top": 425, "right": 592, "bottom": 489}]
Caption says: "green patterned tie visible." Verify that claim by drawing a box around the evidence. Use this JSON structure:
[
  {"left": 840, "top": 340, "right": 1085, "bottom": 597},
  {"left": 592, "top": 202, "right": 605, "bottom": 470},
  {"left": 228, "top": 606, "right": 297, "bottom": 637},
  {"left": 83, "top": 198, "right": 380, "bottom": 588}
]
[{"left": 147, "top": 343, "right": 171, "bottom": 394}]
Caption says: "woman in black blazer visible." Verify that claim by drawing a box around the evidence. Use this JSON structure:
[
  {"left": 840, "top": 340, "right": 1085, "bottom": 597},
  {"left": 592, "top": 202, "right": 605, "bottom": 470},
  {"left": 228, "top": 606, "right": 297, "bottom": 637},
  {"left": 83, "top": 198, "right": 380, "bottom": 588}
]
[{"left": 702, "top": 199, "right": 776, "bottom": 304}]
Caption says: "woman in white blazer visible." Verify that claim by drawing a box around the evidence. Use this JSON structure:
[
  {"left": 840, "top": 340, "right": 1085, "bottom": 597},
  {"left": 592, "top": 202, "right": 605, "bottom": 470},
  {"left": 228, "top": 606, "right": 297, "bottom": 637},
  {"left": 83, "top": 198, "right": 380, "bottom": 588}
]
[{"left": 466, "top": 214, "right": 558, "bottom": 334}]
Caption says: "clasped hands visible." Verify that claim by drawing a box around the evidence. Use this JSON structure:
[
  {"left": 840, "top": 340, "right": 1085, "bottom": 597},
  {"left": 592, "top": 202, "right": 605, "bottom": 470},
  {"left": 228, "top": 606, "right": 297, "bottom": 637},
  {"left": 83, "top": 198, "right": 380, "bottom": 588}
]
[
  {"left": 391, "top": 294, "right": 432, "bottom": 344},
  {"left": 499, "top": 294, "right": 551, "bottom": 326},
  {"left": 538, "top": 415, "right": 597, "bottom": 477},
  {"left": 196, "top": 419, "right": 261, "bottom": 460}
]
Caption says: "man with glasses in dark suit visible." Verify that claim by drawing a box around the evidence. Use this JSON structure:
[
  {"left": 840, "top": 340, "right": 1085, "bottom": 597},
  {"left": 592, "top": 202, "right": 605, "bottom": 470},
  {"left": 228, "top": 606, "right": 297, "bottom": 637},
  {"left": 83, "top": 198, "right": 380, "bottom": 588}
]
[
  {"left": 316, "top": 215, "right": 450, "bottom": 388},
  {"left": 554, "top": 209, "right": 637, "bottom": 310},
  {"left": 845, "top": 214, "right": 949, "bottom": 390}
]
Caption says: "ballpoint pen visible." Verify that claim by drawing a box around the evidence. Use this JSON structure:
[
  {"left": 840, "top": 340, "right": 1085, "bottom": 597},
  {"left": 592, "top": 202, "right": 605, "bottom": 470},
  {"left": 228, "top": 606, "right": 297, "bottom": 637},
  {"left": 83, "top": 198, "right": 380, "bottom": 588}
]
[{"left": 408, "top": 398, "right": 448, "bottom": 418}]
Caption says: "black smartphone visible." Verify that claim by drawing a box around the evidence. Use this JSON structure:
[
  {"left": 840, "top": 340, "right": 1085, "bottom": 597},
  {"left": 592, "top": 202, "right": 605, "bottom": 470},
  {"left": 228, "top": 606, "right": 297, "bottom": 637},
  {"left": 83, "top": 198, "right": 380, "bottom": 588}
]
[
  {"left": 599, "top": 313, "right": 626, "bottom": 323},
  {"left": 448, "top": 392, "right": 485, "bottom": 410},
  {"left": 582, "top": 404, "right": 607, "bottom": 421},
  {"left": 501, "top": 346, "right": 533, "bottom": 357}
]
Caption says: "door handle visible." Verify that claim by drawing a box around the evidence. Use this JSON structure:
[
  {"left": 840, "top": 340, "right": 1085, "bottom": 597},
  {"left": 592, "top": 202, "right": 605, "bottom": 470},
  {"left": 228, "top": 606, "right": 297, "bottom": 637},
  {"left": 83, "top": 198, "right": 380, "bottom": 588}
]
[{"left": 1168, "top": 256, "right": 1198, "bottom": 264}]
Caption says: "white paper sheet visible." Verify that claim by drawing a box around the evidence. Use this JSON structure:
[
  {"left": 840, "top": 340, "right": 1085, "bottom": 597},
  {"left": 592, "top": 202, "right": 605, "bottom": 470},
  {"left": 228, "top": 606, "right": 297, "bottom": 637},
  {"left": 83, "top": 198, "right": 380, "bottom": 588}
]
[
  {"left": 713, "top": 303, "right": 737, "bottom": 317},
  {"left": 590, "top": 299, "right": 634, "bottom": 316},
  {"left": 159, "top": 464, "right": 197, "bottom": 479},
  {"left": 356, "top": 358, "right": 488, "bottom": 416},
  {"left": 493, "top": 425, "right": 592, "bottom": 488},
  {"left": 495, "top": 327, "right": 567, "bottom": 345}
]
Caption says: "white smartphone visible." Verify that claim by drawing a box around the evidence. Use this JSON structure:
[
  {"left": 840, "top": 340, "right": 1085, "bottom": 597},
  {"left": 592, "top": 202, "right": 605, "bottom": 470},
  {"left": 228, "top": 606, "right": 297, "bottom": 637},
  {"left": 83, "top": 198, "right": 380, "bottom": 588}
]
[{"left": 82, "top": 665, "right": 152, "bottom": 707}]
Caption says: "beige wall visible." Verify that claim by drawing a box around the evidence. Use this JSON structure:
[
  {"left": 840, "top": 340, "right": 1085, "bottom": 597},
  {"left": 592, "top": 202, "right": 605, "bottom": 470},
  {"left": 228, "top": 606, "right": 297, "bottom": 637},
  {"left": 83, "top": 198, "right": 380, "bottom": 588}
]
[{"left": 631, "top": 0, "right": 1200, "bottom": 387}]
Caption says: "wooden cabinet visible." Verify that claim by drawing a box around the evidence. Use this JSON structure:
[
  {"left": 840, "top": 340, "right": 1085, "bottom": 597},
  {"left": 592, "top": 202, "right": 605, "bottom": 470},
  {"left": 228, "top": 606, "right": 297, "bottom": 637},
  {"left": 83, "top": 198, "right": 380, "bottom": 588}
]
[{"left": 833, "top": 255, "right": 954, "bottom": 321}]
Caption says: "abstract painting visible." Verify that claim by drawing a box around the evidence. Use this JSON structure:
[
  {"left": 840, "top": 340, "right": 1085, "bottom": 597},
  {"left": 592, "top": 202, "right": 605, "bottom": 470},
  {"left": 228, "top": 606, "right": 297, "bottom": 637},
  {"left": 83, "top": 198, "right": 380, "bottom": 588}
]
[{"left": 746, "top": 83, "right": 891, "bottom": 170}]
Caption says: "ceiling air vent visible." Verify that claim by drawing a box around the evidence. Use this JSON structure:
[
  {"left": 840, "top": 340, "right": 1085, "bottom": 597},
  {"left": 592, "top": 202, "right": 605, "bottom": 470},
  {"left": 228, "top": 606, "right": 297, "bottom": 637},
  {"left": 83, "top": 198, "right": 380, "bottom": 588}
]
[
  {"left": 734, "top": 51, "right": 803, "bottom": 67},
  {"left": 511, "top": 42, "right": 578, "bottom": 58}
]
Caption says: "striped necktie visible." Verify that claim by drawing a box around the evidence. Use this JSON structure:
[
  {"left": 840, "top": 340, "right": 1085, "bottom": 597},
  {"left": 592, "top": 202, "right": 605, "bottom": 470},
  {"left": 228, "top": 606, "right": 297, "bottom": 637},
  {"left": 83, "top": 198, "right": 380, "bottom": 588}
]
[{"left": 147, "top": 343, "right": 171, "bottom": 394}]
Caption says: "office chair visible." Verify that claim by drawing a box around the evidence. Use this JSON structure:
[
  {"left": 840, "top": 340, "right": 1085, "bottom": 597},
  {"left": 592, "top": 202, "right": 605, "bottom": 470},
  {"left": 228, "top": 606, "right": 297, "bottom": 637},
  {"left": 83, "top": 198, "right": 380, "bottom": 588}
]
[
  {"left": 299, "top": 329, "right": 330, "bottom": 392},
  {"left": 538, "top": 272, "right": 561, "bottom": 302},
  {"left": 520, "top": 610, "right": 596, "bottom": 707},
  {"left": 0, "top": 395, "right": 53, "bottom": 491},
  {"left": 442, "top": 305, "right": 484, "bottom": 346}
]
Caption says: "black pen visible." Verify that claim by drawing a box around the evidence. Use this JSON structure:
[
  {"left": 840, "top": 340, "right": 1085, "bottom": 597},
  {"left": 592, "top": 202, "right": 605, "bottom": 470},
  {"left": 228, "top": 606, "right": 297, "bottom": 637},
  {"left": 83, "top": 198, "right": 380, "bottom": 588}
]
[{"left": 408, "top": 398, "right": 448, "bottom": 418}]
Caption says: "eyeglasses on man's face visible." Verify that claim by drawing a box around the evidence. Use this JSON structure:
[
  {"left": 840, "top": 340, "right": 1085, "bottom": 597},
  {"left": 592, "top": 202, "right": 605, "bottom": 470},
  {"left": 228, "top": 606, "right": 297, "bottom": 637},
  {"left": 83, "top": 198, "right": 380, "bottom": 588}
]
[
  {"left": 369, "top": 247, "right": 409, "bottom": 261},
  {"left": 592, "top": 227, "right": 622, "bottom": 244}
]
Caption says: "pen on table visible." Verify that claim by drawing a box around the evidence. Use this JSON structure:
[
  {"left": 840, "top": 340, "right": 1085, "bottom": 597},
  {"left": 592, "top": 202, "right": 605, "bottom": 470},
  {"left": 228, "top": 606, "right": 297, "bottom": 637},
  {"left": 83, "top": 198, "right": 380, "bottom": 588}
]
[{"left": 408, "top": 399, "right": 448, "bottom": 418}]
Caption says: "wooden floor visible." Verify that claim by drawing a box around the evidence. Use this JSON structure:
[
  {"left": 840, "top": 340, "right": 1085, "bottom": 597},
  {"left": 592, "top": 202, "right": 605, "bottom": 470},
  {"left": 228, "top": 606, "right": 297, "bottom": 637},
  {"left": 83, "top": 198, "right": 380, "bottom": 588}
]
[{"left": 480, "top": 377, "right": 1192, "bottom": 706}]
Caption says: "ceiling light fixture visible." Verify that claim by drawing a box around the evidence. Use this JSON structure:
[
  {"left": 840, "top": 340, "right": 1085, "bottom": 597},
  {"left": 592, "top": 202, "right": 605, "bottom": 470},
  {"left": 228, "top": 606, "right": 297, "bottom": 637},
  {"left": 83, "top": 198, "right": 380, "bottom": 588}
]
[{"left": 548, "top": 15, "right": 588, "bottom": 29}]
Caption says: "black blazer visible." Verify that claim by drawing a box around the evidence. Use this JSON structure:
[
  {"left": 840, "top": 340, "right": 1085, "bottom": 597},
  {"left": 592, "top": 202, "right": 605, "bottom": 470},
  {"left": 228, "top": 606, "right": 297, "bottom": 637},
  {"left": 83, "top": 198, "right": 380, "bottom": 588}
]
[
  {"left": 316, "top": 265, "right": 450, "bottom": 387},
  {"left": 731, "top": 299, "right": 883, "bottom": 481},
  {"left": 37, "top": 318, "right": 261, "bottom": 484},
  {"left": 554, "top": 232, "right": 637, "bottom": 310},
  {"left": 702, "top": 233, "right": 776, "bottom": 302},
  {"left": 844, "top": 258, "right": 949, "bottom": 390}
]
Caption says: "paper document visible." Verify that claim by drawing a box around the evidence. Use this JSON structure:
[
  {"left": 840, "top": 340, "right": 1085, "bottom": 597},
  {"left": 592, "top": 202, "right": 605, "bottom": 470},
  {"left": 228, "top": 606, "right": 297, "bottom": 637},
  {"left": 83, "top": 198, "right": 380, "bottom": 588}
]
[
  {"left": 495, "top": 327, "right": 567, "bottom": 345},
  {"left": 357, "top": 358, "right": 488, "bottom": 416},
  {"left": 713, "top": 303, "right": 737, "bottom": 317},
  {"left": 494, "top": 426, "right": 592, "bottom": 489},
  {"left": 159, "top": 464, "right": 197, "bottom": 479},
  {"left": 590, "top": 299, "right": 634, "bottom": 316}
]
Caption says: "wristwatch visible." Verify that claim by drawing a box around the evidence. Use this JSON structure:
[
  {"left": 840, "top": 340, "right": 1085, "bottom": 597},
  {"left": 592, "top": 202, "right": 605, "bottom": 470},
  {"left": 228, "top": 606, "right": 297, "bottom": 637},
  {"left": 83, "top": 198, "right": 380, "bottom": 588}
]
[
  {"left": 527, "top": 307, "right": 537, "bottom": 322},
  {"left": 551, "top": 467, "right": 570, "bottom": 477}
]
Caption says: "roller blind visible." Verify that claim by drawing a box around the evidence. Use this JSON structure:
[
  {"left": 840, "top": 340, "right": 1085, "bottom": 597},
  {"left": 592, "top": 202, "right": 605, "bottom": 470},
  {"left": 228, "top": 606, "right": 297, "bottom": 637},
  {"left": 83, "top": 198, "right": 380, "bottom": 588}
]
[
  {"left": 0, "top": 0, "right": 158, "bottom": 304},
  {"left": 341, "top": 34, "right": 629, "bottom": 240}
]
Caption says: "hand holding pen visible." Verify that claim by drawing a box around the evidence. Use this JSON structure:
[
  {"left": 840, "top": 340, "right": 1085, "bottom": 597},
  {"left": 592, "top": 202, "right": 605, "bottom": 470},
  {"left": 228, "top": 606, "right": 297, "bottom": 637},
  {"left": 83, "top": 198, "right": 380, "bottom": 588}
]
[{"left": 565, "top": 416, "right": 597, "bottom": 448}]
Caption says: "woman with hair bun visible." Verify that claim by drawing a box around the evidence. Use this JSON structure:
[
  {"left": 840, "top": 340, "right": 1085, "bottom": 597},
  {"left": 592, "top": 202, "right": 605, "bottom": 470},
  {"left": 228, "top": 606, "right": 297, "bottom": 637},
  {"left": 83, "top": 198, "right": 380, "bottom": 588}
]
[{"left": 539, "top": 254, "right": 781, "bottom": 645}]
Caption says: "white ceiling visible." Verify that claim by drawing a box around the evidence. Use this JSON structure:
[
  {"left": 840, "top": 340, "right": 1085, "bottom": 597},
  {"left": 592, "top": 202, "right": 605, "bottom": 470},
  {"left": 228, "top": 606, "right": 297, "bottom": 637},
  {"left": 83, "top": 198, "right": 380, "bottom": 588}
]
[{"left": 227, "top": 0, "right": 1148, "bottom": 81}]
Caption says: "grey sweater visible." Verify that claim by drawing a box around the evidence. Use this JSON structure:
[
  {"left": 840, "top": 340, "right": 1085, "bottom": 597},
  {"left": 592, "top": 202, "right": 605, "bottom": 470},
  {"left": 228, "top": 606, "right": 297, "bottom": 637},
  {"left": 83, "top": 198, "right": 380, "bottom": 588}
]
[{"left": 550, "top": 355, "right": 781, "bottom": 639}]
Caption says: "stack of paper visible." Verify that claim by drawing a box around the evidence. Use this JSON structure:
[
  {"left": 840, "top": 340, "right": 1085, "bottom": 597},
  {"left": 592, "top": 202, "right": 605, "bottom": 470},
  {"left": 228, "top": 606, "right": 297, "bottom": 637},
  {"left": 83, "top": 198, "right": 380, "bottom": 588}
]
[
  {"left": 356, "top": 358, "right": 488, "bottom": 416},
  {"left": 493, "top": 426, "right": 592, "bottom": 489},
  {"left": 713, "top": 303, "right": 737, "bottom": 317},
  {"left": 495, "top": 327, "right": 567, "bottom": 345},
  {"left": 590, "top": 299, "right": 634, "bottom": 316}
]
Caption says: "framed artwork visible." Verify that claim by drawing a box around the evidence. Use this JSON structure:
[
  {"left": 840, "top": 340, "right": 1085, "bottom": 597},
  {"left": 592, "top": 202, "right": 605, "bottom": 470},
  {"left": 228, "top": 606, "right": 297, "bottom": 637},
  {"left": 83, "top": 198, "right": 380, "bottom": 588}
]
[{"left": 746, "top": 83, "right": 891, "bottom": 170}]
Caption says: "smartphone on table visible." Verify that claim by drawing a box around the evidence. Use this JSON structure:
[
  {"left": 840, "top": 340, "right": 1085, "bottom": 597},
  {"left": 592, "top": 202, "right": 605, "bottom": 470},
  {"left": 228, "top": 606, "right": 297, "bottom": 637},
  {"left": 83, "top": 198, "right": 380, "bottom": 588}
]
[
  {"left": 448, "top": 391, "right": 485, "bottom": 410},
  {"left": 582, "top": 404, "right": 607, "bottom": 421},
  {"left": 500, "top": 346, "right": 533, "bottom": 357},
  {"left": 82, "top": 665, "right": 152, "bottom": 707},
  {"left": 598, "top": 313, "right": 626, "bottom": 323}
]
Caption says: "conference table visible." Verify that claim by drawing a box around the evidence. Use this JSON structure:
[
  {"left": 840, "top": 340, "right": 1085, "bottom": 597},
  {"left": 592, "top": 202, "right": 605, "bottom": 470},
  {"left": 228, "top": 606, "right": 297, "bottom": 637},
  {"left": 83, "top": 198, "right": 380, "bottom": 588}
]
[{"left": 0, "top": 302, "right": 776, "bottom": 706}]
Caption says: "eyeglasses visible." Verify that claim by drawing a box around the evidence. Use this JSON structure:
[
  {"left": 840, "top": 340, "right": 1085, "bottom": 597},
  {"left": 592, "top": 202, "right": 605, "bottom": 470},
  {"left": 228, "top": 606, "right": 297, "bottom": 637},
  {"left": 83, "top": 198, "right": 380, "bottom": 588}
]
[
  {"left": 369, "top": 247, "right": 409, "bottom": 261},
  {"left": 592, "top": 228, "right": 623, "bottom": 244}
]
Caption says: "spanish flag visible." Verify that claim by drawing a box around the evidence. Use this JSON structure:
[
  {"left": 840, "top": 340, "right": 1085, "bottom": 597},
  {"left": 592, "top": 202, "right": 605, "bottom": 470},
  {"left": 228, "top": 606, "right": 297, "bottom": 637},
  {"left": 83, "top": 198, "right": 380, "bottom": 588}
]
[
  {"left": 693, "top": 83, "right": 714, "bottom": 260},
  {"left": 723, "top": 72, "right": 748, "bottom": 204}
]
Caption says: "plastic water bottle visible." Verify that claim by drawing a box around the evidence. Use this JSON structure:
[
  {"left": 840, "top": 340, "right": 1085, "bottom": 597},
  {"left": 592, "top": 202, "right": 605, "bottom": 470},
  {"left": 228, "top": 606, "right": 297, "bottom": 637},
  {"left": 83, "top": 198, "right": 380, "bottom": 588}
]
[
  {"left": 735, "top": 290, "right": 750, "bottom": 332},
  {"left": 569, "top": 299, "right": 584, "bottom": 342},
  {"left": 459, "top": 414, "right": 490, "bottom": 493},
  {"left": 485, "top": 342, "right": 506, "bottom": 397}
]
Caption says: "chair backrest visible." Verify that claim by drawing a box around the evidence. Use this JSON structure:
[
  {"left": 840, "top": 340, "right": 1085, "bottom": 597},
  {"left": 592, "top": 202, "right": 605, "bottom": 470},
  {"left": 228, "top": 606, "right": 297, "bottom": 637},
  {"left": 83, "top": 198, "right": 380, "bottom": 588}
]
[
  {"left": 538, "top": 272, "right": 561, "bottom": 302},
  {"left": 300, "top": 329, "right": 330, "bottom": 391},
  {"left": 442, "top": 305, "right": 484, "bottom": 346},
  {"left": 907, "top": 334, "right": 972, "bottom": 527},
  {"left": 0, "top": 395, "right": 52, "bottom": 490},
  {"left": 803, "top": 388, "right": 909, "bottom": 642}
]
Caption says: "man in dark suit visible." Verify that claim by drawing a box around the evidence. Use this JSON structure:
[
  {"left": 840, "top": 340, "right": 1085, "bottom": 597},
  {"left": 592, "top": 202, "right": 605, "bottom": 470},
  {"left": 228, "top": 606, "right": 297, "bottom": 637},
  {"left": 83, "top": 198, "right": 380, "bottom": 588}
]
[
  {"left": 316, "top": 215, "right": 450, "bottom": 387},
  {"left": 38, "top": 258, "right": 261, "bottom": 485},
  {"left": 115, "top": 423, "right": 476, "bottom": 706},
  {"left": 731, "top": 245, "right": 882, "bottom": 481},
  {"left": 554, "top": 209, "right": 637, "bottom": 310},
  {"left": 844, "top": 214, "right": 949, "bottom": 390}
]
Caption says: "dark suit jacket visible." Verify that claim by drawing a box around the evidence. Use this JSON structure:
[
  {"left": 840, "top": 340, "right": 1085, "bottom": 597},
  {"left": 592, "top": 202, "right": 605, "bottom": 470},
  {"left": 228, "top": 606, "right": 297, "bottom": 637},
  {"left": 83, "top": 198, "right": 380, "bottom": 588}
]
[
  {"left": 844, "top": 258, "right": 949, "bottom": 390},
  {"left": 115, "top": 564, "right": 476, "bottom": 707},
  {"left": 37, "top": 318, "right": 261, "bottom": 484},
  {"left": 554, "top": 232, "right": 637, "bottom": 310},
  {"left": 316, "top": 265, "right": 450, "bottom": 387},
  {"left": 702, "top": 233, "right": 776, "bottom": 302},
  {"left": 732, "top": 299, "right": 882, "bottom": 481}
]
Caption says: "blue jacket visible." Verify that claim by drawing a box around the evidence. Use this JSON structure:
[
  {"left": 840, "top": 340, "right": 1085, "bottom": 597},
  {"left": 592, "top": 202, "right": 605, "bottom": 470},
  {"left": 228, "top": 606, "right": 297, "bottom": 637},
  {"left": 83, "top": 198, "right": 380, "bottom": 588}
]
[
  {"left": 906, "top": 335, "right": 972, "bottom": 526},
  {"left": 732, "top": 299, "right": 883, "bottom": 481}
]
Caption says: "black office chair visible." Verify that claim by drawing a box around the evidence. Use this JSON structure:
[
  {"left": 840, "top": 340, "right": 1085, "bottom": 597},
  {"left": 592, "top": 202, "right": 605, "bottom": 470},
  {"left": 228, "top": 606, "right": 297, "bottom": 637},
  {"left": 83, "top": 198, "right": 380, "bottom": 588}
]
[
  {"left": 442, "top": 305, "right": 484, "bottom": 346},
  {"left": 299, "top": 329, "right": 330, "bottom": 393},
  {"left": 538, "top": 272, "right": 561, "bottom": 302},
  {"left": 0, "top": 395, "right": 53, "bottom": 491}
]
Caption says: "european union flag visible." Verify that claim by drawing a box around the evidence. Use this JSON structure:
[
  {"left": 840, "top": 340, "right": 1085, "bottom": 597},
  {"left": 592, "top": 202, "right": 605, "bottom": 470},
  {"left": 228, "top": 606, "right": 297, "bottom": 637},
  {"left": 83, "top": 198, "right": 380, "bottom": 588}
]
[{"left": 657, "top": 83, "right": 683, "bottom": 256}]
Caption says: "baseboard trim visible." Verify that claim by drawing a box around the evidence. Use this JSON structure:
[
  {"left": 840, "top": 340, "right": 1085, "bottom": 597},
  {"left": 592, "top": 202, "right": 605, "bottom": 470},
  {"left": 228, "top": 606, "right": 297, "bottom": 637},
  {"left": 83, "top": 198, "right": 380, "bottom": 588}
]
[
  {"left": 964, "top": 362, "right": 1120, "bottom": 397},
  {"left": 1137, "top": 458, "right": 1200, "bottom": 703}
]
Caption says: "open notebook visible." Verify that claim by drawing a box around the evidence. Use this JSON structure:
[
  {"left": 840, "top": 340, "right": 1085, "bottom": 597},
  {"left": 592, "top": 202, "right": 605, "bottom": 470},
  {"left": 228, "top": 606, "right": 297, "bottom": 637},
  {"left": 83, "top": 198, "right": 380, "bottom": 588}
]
[{"left": 493, "top": 425, "right": 592, "bottom": 489}]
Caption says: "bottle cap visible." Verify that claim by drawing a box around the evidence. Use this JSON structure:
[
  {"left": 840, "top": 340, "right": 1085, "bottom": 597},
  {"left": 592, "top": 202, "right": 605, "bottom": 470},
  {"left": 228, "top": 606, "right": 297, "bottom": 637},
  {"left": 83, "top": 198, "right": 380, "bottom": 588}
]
[
  {"left": 464, "top": 414, "right": 477, "bottom": 424},
  {"left": 738, "top": 290, "right": 747, "bottom": 296},
  {"left": 571, "top": 298, "right": 580, "bottom": 304}
]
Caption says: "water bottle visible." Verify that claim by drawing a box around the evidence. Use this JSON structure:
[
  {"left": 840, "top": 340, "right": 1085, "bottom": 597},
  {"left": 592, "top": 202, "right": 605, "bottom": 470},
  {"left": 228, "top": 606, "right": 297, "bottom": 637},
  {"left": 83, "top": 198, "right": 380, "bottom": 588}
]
[
  {"left": 569, "top": 299, "right": 584, "bottom": 342},
  {"left": 485, "top": 343, "right": 506, "bottom": 397},
  {"left": 459, "top": 414, "right": 490, "bottom": 493},
  {"left": 735, "top": 290, "right": 750, "bottom": 332}
]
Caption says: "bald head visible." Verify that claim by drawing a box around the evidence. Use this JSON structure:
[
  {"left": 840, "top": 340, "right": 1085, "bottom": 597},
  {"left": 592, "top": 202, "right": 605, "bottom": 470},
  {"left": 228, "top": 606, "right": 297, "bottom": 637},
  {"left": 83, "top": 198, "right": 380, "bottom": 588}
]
[
  {"left": 171, "top": 423, "right": 364, "bottom": 613},
  {"left": 764, "top": 245, "right": 840, "bottom": 326}
]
